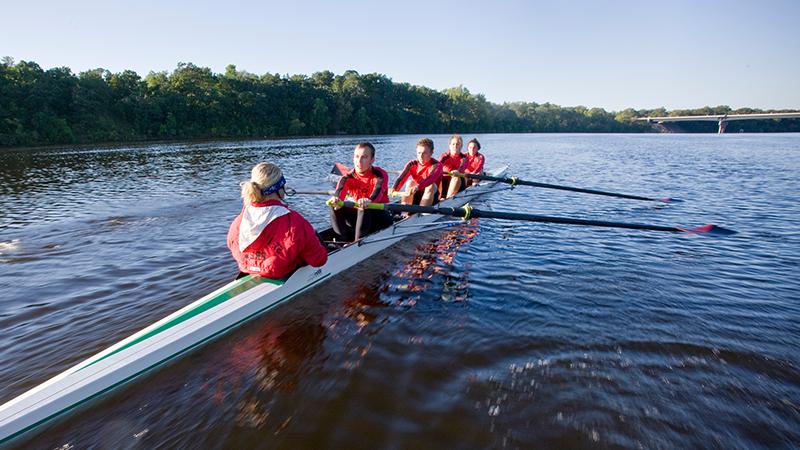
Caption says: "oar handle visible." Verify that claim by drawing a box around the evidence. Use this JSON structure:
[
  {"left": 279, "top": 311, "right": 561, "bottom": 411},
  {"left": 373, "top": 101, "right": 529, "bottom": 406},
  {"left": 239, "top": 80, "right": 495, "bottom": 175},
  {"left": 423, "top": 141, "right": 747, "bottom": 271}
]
[{"left": 327, "top": 199, "right": 386, "bottom": 211}]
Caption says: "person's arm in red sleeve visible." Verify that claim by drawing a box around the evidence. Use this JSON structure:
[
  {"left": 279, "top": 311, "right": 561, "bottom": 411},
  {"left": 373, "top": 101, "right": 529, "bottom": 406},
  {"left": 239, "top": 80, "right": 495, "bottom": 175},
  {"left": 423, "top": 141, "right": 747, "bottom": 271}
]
[
  {"left": 334, "top": 174, "right": 350, "bottom": 201},
  {"left": 227, "top": 210, "right": 245, "bottom": 265},
  {"left": 299, "top": 217, "right": 328, "bottom": 268},
  {"left": 378, "top": 167, "right": 389, "bottom": 201},
  {"left": 439, "top": 153, "right": 450, "bottom": 172},
  {"left": 368, "top": 169, "right": 387, "bottom": 201},
  {"left": 416, "top": 161, "right": 443, "bottom": 190},
  {"left": 392, "top": 161, "right": 413, "bottom": 191},
  {"left": 476, "top": 154, "right": 485, "bottom": 174}
]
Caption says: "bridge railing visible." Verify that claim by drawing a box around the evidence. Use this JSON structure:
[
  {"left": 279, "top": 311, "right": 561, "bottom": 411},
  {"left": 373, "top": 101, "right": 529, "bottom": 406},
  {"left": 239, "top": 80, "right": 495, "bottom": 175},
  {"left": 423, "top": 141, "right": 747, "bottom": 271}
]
[{"left": 635, "top": 112, "right": 800, "bottom": 133}]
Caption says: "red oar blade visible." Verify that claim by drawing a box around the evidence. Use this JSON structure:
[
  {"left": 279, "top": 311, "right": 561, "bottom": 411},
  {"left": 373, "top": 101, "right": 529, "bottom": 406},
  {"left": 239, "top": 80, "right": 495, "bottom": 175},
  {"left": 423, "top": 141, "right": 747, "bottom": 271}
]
[
  {"left": 332, "top": 162, "right": 349, "bottom": 176},
  {"left": 680, "top": 224, "right": 737, "bottom": 235}
]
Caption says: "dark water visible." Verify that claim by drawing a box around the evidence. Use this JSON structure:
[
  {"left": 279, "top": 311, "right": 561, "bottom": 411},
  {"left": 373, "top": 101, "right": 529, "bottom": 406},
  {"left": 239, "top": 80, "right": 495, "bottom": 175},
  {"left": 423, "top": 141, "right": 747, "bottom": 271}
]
[{"left": 1, "top": 134, "right": 798, "bottom": 449}]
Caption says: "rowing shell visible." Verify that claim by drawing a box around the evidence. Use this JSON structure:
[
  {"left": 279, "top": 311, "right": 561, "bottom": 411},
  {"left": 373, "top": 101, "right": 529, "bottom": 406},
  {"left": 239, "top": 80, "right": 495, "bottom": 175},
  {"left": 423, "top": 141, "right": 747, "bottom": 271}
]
[{"left": 0, "top": 166, "right": 508, "bottom": 444}]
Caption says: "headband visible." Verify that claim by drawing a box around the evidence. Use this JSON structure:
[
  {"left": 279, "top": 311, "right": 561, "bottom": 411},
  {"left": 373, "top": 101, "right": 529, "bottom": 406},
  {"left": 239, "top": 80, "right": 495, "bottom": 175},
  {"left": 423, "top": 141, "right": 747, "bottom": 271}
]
[{"left": 260, "top": 175, "right": 286, "bottom": 196}]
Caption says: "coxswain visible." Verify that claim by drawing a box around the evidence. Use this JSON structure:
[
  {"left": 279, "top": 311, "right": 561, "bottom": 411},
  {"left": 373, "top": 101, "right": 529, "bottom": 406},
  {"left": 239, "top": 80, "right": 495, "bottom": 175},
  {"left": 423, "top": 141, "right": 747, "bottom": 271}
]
[
  {"left": 463, "top": 138, "right": 485, "bottom": 187},
  {"left": 439, "top": 134, "right": 467, "bottom": 199},
  {"left": 390, "top": 138, "right": 443, "bottom": 206},
  {"left": 328, "top": 142, "right": 393, "bottom": 241},
  {"left": 227, "top": 162, "right": 327, "bottom": 279}
]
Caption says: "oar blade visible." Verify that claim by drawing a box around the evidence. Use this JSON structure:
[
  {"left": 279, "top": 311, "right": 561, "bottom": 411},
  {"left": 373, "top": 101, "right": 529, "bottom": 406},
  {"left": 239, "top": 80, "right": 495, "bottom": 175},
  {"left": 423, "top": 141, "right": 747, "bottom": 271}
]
[
  {"left": 681, "top": 224, "right": 737, "bottom": 235},
  {"left": 658, "top": 197, "right": 685, "bottom": 203},
  {"left": 328, "top": 163, "right": 351, "bottom": 184},
  {"left": 332, "top": 163, "right": 349, "bottom": 176}
]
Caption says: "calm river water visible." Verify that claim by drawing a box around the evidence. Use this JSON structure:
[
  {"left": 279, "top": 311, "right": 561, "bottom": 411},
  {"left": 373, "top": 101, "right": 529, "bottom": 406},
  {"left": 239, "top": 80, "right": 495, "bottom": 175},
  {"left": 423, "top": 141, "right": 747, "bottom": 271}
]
[{"left": 1, "top": 134, "right": 798, "bottom": 449}]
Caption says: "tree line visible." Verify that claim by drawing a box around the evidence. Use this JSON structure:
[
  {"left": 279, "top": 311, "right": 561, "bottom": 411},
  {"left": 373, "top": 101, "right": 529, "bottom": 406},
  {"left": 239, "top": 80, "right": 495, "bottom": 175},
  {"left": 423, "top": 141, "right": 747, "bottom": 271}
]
[{"left": 1, "top": 57, "right": 797, "bottom": 147}]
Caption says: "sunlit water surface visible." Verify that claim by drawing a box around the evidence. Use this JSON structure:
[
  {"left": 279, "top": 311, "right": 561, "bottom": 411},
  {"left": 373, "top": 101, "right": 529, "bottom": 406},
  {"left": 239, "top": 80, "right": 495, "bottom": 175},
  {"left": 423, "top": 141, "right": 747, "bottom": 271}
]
[{"left": 1, "top": 134, "right": 798, "bottom": 449}]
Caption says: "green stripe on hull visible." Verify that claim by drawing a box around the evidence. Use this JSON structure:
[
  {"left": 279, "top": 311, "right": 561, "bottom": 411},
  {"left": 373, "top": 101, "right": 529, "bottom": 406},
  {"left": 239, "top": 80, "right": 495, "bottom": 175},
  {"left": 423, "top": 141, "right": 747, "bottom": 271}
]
[
  {"left": 75, "top": 275, "right": 285, "bottom": 372},
  {"left": 1, "top": 273, "right": 330, "bottom": 446}
]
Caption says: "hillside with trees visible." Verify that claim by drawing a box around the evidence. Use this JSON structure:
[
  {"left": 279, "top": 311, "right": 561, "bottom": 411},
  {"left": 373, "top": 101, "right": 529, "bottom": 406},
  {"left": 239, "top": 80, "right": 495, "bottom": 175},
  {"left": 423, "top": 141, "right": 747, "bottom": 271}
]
[{"left": 1, "top": 58, "right": 798, "bottom": 147}]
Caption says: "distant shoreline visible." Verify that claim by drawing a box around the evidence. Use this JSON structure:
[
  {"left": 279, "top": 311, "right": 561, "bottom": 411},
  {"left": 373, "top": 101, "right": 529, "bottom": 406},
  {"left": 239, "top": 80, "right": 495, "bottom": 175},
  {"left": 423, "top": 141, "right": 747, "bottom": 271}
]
[{"left": 2, "top": 59, "right": 799, "bottom": 149}]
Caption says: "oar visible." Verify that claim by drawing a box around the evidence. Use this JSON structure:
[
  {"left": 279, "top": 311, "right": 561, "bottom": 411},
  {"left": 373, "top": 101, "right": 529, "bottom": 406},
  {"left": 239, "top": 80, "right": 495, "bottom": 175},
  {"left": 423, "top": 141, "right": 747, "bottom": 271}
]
[
  {"left": 286, "top": 188, "right": 334, "bottom": 196},
  {"left": 328, "top": 200, "right": 736, "bottom": 235},
  {"left": 331, "top": 162, "right": 350, "bottom": 176},
  {"left": 333, "top": 163, "right": 675, "bottom": 202},
  {"left": 450, "top": 172, "right": 678, "bottom": 203}
]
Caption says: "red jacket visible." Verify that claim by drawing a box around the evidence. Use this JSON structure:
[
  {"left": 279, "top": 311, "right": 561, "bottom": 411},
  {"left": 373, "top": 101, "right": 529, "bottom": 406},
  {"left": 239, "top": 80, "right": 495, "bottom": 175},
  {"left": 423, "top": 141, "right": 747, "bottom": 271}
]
[
  {"left": 335, "top": 166, "right": 390, "bottom": 203},
  {"left": 393, "top": 158, "right": 443, "bottom": 191},
  {"left": 227, "top": 200, "right": 327, "bottom": 279},
  {"left": 440, "top": 152, "right": 467, "bottom": 173},
  {"left": 464, "top": 152, "right": 485, "bottom": 174}
]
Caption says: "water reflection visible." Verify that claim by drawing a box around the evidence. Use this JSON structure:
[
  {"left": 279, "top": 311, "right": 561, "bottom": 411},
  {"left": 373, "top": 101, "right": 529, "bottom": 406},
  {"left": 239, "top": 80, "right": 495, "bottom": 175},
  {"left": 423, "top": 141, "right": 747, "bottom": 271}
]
[
  {"left": 340, "top": 284, "right": 386, "bottom": 330},
  {"left": 230, "top": 317, "right": 327, "bottom": 430},
  {"left": 388, "top": 222, "right": 480, "bottom": 305}
]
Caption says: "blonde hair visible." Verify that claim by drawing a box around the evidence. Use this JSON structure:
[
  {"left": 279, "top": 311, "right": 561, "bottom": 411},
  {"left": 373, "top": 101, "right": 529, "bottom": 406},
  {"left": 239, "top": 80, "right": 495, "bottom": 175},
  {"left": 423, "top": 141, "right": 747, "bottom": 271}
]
[
  {"left": 416, "top": 138, "right": 434, "bottom": 152},
  {"left": 241, "top": 162, "right": 283, "bottom": 203},
  {"left": 450, "top": 134, "right": 463, "bottom": 147}
]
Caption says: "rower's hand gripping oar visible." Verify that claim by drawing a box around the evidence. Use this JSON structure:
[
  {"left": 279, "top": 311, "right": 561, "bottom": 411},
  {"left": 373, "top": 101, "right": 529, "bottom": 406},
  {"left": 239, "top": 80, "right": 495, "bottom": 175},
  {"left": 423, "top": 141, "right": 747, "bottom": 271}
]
[
  {"left": 325, "top": 198, "right": 371, "bottom": 241},
  {"left": 329, "top": 200, "right": 736, "bottom": 235},
  {"left": 448, "top": 171, "right": 679, "bottom": 203},
  {"left": 388, "top": 188, "right": 414, "bottom": 198}
]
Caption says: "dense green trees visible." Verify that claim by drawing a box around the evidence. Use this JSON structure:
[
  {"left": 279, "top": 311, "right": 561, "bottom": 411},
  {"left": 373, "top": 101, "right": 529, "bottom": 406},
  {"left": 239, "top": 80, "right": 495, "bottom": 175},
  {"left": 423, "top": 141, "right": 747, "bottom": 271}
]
[{"left": 0, "top": 58, "right": 797, "bottom": 147}]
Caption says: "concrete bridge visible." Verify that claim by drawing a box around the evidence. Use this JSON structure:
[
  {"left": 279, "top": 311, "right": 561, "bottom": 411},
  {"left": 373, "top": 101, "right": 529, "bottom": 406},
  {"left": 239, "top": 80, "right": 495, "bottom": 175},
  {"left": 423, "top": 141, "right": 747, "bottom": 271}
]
[{"left": 637, "top": 112, "right": 800, "bottom": 133}]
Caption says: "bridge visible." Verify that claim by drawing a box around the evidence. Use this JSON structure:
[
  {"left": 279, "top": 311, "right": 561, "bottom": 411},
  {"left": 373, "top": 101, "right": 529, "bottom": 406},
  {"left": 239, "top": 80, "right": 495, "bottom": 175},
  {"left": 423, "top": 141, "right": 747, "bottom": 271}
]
[{"left": 636, "top": 112, "right": 800, "bottom": 133}]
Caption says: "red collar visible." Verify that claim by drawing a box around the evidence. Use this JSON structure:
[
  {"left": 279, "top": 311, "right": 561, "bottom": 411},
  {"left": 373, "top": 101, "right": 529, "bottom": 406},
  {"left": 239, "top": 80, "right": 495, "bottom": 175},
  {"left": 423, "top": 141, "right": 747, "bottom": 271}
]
[
  {"left": 351, "top": 166, "right": 376, "bottom": 178},
  {"left": 250, "top": 199, "right": 287, "bottom": 208}
]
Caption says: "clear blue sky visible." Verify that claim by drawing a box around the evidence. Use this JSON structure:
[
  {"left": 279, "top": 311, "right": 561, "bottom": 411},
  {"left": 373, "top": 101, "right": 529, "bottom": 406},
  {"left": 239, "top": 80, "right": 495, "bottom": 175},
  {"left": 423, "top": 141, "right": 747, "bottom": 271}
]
[{"left": 3, "top": 0, "right": 798, "bottom": 111}]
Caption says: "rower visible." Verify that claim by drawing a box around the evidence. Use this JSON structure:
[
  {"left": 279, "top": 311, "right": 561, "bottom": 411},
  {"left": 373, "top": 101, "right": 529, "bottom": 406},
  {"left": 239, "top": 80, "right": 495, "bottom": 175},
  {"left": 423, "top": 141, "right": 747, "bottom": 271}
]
[
  {"left": 439, "top": 134, "right": 467, "bottom": 199},
  {"left": 328, "top": 142, "right": 394, "bottom": 241},
  {"left": 463, "top": 138, "right": 485, "bottom": 187},
  {"left": 227, "top": 162, "right": 327, "bottom": 279},
  {"left": 390, "top": 138, "right": 443, "bottom": 206}
]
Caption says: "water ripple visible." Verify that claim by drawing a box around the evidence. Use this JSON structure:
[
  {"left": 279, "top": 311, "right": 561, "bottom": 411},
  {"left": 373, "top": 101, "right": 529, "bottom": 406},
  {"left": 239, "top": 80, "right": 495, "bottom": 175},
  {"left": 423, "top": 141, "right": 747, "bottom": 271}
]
[{"left": 1, "top": 134, "right": 799, "bottom": 449}]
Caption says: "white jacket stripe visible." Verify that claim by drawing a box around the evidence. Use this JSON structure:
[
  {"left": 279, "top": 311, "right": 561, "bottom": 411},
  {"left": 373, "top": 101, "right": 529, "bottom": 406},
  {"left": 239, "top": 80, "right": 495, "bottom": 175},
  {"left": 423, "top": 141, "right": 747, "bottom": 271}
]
[{"left": 238, "top": 204, "right": 290, "bottom": 252}]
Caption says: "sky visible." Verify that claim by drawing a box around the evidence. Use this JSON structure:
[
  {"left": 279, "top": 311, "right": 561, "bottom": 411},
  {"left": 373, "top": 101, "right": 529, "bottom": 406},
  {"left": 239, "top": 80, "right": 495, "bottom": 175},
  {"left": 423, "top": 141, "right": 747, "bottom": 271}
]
[{"left": 2, "top": 0, "right": 799, "bottom": 111}]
